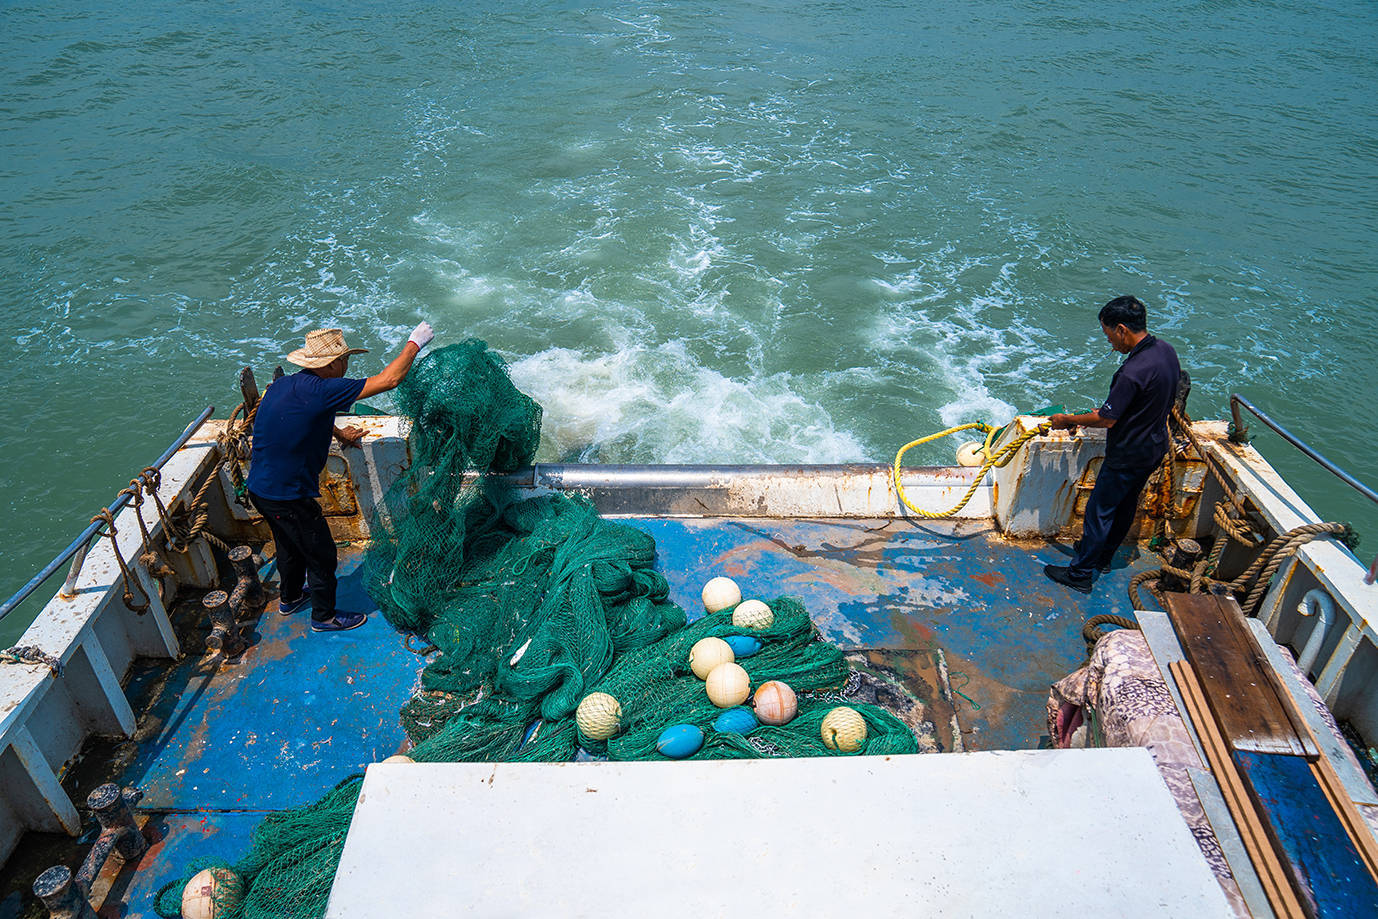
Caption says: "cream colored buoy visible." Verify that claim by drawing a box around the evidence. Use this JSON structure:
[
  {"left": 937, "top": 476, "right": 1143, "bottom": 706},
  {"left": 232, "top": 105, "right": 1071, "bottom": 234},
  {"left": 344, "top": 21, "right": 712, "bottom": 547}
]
[
  {"left": 732, "top": 599, "right": 774, "bottom": 630},
  {"left": 381, "top": 754, "right": 414, "bottom": 764},
  {"left": 181, "top": 867, "right": 244, "bottom": 919},
  {"left": 689, "top": 637, "right": 735, "bottom": 679},
  {"left": 576, "top": 692, "right": 622, "bottom": 741},
  {"left": 821, "top": 706, "right": 868, "bottom": 752},
  {"left": 701, "top": 576, "right": 742, "bottom": 613},
  {"left": 705, "top": 662, "right": 751, "bottom": 707},
  {"left": 955, "top": 441, "right": 985, "bottom": 467},
  {"left": 753, "top": 680, "right": 798, "bottom": 726}
]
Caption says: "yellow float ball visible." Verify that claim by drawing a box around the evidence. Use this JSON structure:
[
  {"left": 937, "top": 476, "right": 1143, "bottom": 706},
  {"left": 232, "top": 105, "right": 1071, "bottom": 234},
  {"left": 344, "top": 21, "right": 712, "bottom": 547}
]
[
  {"left": 381, "top": 754, "right": 414, "bottom": 764},
  {"left": 181, "top": 867, "right": 245, "bottom": 919},
  {"left": 753, "top": 680, "right": 798, "bottom": 726},
  {"left": 821, "top": 706, "right": 868, "bottom": 752},
  {"left": 705, "top": 662, "right": 751, "bottom": 708},
  {"left": 701, "top": 576, "right": 742, "bottom": 613},
  {"left": 955, "top": 441, "right": 985, "bottom": 467},
  {"left": 576, "top": 692, "right": 622, "bottom": 741},
  {"left": 731, "top": 599, "right": 774, "bottom": 630},
  {"left": 689, "top": 637, "right": 735, "bottom": 679}
]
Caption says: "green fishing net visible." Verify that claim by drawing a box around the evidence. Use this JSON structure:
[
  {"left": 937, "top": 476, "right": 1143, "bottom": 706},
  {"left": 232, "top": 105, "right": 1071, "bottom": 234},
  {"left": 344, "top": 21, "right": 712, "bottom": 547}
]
[{"left": 156, "top": 339, "right": 918, "bottom": 919}]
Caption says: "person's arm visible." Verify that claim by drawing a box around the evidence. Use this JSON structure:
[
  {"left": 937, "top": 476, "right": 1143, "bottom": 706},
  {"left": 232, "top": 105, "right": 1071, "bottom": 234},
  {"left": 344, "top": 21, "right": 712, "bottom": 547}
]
[
  {"left": 1048, "top": 410, "right": 1116, "bottom": 431},
  {"left": 358, "top": 322, "right": 434, "bottom": 399}
]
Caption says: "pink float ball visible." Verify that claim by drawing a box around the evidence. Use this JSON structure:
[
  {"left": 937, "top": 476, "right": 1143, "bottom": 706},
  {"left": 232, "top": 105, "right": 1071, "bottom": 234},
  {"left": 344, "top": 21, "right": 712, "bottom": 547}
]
[{"left": 753, "top": 680, "right": 798, "bottom": 726}]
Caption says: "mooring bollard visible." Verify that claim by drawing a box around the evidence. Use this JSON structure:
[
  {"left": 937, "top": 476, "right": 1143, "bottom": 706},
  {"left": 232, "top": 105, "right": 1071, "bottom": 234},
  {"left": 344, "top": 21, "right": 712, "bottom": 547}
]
[
  {"left": 32, "top": 785, "right": 145, "bottom": 919},
  {"left": 227, "top": 545, "right": 266, "bottom": 612},
  {"left": 202, "top": 589, "right": 239, "bottom": 653},
  {"left": 81, "top": 784, "right": 147, "bottom": 873},
  {"left": 32, "top": 865, "right": 98, "bottom": 919},
  {"left": 1160, "top": 538, "right": 1203, "bottom": 593}
]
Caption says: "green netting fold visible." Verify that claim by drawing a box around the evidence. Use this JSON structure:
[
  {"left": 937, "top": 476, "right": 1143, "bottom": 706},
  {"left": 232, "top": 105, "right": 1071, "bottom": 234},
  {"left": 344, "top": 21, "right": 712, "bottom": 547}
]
[{"left": 156, "top": 340, "right": 918, "bottom": 919}]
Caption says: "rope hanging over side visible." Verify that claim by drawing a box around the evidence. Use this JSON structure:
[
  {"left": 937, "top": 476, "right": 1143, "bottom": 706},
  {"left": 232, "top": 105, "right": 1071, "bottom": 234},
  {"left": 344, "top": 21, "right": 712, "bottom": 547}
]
[
  {"left": 892, "top": 421, "right": 1051, "bottom": 519},
  {"left": 90, "top": 508, "right": 152, "bottom": 614},
  {"left": 121, "top": 478, "right": 177, "bottom": 604}
]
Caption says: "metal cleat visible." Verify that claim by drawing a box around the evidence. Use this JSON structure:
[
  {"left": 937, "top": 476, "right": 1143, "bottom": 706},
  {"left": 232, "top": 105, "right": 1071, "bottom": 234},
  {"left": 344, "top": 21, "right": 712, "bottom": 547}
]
[
  {"left": 227, "top": 544, "right": 266, "bottom": 612},
  {"left": 202, "top": 590, "right": 240, "bottom": 654}
]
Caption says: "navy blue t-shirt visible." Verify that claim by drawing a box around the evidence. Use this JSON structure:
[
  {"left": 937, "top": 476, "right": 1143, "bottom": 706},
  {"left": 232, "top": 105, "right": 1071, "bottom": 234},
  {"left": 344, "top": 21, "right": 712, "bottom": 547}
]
[
  {"left": 246, "top": 371, "right": 367, "bottom": 501},
  {"left": 1098, "top": 335, "right": 1181, "bottom": 469}
]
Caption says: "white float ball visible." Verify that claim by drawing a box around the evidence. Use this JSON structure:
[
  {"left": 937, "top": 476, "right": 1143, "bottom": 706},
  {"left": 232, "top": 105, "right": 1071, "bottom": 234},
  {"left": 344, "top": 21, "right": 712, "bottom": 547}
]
[
  {"left": 955, "top": 441, "right": 985, "bottom": 467},
  {"left": 689, "top": 637, "right": 736, "bottom": 679},
  {"left": 381, "top": 754, "right": 414, "bottom": 764},
  {"left": 754, "top": 680, "right": 798, "bottom": 726},
  {"left": 701, "top": 576, "right": 742, "bottom": 613},
  {"left": 181, "top": 867, "right": 244, "bottom": 919},
  {"left": 732, "top": 599, "right": 774, "bottom": 630},
  {"left": 576, "top": 692, "right": 622, "bottom": 741},
  {"left": 705, "top": 662, "right": 751, "bottom": 708},
  {"left": 821, "top": 706, "right": 868, "bottom": 752}
]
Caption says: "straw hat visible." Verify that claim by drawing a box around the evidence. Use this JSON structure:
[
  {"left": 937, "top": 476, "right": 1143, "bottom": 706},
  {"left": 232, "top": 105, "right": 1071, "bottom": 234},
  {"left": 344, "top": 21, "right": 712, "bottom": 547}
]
[{"left": 287, "top": 329, "right": 369, "bottom": 369}]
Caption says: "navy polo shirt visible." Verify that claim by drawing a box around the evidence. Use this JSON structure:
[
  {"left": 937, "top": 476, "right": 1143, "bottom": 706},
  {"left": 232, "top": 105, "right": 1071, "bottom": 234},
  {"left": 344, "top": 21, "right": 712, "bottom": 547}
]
[
  {"left": 1098, "top": 334, "right": 1180, "bottom": 469},
  {"left": 246, "top": 371, "right": 367, "bottom": 501}
]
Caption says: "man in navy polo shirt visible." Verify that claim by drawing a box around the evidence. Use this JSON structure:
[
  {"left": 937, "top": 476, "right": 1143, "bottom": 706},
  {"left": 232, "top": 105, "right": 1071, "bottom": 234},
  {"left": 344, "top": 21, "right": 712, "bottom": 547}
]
[
  {"left": 1044, "top": 297, "right": 1180, "bottom": 594},
  {"left": 248, "top": 323, "right": 434, "bottom": 631}
]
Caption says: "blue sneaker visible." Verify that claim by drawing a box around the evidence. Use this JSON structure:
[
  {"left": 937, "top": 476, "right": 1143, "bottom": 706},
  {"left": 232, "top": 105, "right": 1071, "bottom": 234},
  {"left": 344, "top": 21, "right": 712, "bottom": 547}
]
[
  {"left": 279, "top": 587, "right": 313, "bottom": 616},
  {"left": 311, "top": 611, "right": 368, "bottom": 633}
]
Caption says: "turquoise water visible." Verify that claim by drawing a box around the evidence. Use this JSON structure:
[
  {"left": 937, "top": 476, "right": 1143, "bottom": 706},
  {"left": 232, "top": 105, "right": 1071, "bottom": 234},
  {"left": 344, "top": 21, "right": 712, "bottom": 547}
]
[{"left": 3, "top": 1, "right": 1376, "bottom": 642}]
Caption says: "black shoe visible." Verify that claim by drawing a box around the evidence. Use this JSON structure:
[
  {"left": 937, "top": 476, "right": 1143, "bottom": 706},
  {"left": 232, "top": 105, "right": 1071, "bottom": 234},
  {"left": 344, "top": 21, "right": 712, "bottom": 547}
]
[
  {"left": 279, "top": 586, "right": 313, "bottom": 616},
  {"left": 311, "top": 611, "right": 368, "bottom": 633},
  {"left": 1044, "top": 564, "right": 1093, "bottom": 594}
]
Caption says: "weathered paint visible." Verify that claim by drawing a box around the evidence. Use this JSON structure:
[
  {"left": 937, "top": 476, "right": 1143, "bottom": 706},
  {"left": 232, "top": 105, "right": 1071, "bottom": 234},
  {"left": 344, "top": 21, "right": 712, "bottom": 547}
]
[
  {"left": 98, "top": 551, "right": 420, "bottom": 812},
  {"left": 636, "top": 516, "right": 1156, "bottom": 751}
]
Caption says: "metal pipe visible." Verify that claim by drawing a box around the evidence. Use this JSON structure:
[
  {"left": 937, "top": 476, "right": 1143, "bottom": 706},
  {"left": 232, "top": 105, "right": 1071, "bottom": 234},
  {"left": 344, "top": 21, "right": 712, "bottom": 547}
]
[
  {"left": 1296, "top": 589, "right": 1336, "bottom": 677},
  {"left": 1229, "top": 394, "right": 1378, "bottom": 506},
  {"left": 0, "top": 405, "right": 216, "bottom": 623},
  {"left": 1230, "top": 394, "right": 1378, "bottom": 587}
]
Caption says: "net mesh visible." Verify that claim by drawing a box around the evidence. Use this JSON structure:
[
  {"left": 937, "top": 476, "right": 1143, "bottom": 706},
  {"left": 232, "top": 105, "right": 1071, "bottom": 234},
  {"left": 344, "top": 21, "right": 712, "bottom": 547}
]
[{"left": 155, "top": 340, "right": 918, "bottom": 918}]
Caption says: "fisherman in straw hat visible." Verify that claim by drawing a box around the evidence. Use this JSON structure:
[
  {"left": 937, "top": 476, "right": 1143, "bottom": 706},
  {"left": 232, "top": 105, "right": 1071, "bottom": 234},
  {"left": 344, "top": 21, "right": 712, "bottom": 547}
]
[{"left": 247, "top": 322, "right": 434, "bottom": 632}]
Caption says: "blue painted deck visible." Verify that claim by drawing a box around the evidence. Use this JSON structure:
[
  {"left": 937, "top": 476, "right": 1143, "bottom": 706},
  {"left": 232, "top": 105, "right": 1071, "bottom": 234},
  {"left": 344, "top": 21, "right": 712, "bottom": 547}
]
[
  {"left": 643, "top": 517, "right": 1153, "bottom": 751},
  {"left": 26, "top": 517, "right": 1154, "bottom": 917}
]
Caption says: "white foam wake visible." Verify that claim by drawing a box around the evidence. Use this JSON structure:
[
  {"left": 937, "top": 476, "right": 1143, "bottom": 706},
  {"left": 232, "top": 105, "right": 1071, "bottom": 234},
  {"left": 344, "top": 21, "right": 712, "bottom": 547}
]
[{"left": 507, "top": 342, "right": 867, "bottom": 464}]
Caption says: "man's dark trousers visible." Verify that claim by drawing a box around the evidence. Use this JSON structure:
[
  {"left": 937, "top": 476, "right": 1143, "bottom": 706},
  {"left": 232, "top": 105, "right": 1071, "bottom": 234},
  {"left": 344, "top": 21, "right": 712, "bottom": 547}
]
[
  {"left": 1068, "top": 462, "right": 1158, "bottom": 580},
  {"left": 248, "top": 492, "right": 338, "bottom": 622}
]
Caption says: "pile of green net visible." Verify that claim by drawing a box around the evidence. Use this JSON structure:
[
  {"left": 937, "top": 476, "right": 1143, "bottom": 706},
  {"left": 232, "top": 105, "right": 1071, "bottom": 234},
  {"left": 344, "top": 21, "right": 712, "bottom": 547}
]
[{"left": 156, "top": 340, "right": 917, "bottom": 919}]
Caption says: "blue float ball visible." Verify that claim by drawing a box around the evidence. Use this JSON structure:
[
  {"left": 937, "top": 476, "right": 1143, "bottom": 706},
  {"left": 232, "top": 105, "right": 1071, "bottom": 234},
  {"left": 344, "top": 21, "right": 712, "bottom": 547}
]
[
  {"left": 724, "top": 635, "right": 763, "bottom": 658},
  {"left": 713, "top": 707, "right": 758, "bottom": 734},
  {"left": 656, "top": 724, "right": 705, "bottom": 759}
]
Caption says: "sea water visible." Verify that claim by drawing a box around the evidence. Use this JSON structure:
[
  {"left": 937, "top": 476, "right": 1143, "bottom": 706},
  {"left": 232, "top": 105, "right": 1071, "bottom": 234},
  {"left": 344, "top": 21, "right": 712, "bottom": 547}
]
[{"left": 2, "top": 0, "right": 1376, "bottom": 641}]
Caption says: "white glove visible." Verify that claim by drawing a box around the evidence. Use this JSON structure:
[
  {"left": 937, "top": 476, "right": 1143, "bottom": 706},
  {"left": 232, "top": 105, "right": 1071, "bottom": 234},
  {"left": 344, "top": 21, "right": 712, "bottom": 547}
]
[{"left": 408, "top": 321, "right": 434, "bottom": 350}]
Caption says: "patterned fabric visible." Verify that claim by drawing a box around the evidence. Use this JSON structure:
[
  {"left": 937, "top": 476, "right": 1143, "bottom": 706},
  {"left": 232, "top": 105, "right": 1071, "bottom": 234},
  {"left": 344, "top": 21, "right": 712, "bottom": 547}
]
[
  {"left": 1048, "top": 630, "right": 1246, "bottom": 917},
  {"left": 1049, "top": 628, "right": 1378, "bottom": 918}
]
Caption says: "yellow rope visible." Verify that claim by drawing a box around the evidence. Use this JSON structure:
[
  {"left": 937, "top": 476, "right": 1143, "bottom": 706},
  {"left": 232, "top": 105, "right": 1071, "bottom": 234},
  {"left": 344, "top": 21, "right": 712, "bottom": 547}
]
[{"left": 892, "top": 420, "right": 1052, "bottom": 519}]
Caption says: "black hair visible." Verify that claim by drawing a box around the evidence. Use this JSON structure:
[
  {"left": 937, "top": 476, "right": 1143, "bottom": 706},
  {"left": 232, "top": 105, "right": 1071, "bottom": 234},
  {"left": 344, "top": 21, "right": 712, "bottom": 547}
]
[{"left": 1098, "top": 296, "right": 1147, "bottom": 332}]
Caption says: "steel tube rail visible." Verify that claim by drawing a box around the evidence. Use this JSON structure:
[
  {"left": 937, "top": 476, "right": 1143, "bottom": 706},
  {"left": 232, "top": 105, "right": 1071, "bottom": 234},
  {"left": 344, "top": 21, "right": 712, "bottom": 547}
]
[
  {"left": 1229, "top": 393, "right": 1378, "bottom": 585},
  {"left": 0, "top": 405, "right": 215, "bottom": 624},
  {"left": 1229, "top": 394, "right": 1378, "bottom": 507}
]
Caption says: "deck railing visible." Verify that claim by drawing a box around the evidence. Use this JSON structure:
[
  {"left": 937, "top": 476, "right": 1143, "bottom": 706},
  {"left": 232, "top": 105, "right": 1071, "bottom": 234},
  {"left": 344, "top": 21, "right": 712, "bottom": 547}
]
[
  {"left": 1229, "top": 393, "right": 1378, "bottom": 585},
  {"left": 0, "top": 404, "right": 216, "bottom": 624}
]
